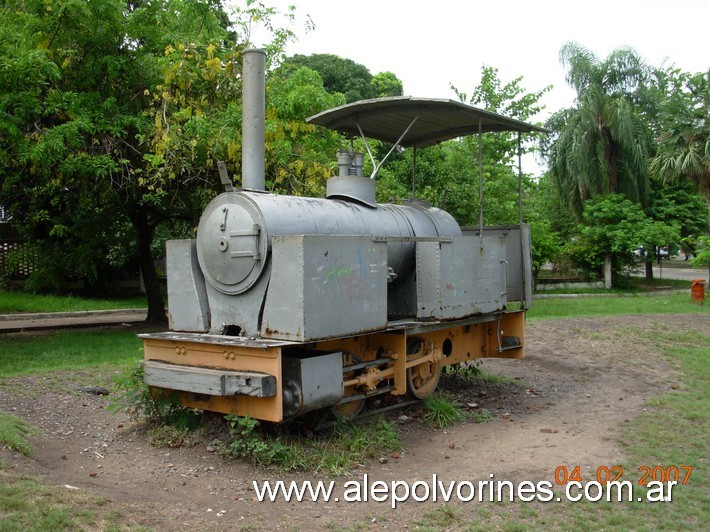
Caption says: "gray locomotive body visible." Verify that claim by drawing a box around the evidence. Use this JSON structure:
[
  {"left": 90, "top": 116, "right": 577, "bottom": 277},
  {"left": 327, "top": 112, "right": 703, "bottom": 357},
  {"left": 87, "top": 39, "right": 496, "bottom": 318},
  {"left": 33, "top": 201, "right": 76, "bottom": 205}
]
[
  {"left": 169, "top": 179, "right": 478, "bottom": 340},
  {"left": 140, "top": 49, "right": 543, "bottom": 422}
]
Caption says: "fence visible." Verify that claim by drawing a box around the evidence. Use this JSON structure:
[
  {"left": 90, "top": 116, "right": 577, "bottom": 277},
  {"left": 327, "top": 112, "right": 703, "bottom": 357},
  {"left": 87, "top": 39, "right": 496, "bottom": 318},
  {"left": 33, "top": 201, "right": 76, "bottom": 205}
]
[{"left": 0, "top": 239, "right": 34, "bottom": 277}]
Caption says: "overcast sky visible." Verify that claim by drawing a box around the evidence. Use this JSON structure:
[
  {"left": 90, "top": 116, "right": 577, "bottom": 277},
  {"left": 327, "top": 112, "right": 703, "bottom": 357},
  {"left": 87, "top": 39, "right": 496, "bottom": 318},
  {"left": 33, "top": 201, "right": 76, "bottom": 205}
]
[{"left": 253, "top": 0, "right": 710, "bottom": 124}]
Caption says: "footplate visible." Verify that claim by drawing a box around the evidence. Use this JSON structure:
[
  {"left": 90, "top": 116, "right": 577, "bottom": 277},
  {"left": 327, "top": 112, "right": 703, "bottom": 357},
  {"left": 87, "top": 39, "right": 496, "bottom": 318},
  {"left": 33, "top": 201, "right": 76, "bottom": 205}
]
[{"left": 143, "top": 360, "right": 277, "bottom": 397}]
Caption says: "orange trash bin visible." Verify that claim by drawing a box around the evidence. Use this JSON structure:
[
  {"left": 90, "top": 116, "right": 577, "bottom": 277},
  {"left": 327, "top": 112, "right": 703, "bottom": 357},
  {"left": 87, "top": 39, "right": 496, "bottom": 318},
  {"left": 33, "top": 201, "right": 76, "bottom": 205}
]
[{"left": 691, "top": 279, "right": 705, "bottom": 304}]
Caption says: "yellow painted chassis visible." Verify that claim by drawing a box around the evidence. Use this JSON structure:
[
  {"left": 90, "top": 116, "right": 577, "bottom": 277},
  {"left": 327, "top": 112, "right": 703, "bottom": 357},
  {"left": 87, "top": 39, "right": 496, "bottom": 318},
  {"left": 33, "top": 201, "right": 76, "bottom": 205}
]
[{"left": 141, "top": 310, "right": 525, "bottom": 422}]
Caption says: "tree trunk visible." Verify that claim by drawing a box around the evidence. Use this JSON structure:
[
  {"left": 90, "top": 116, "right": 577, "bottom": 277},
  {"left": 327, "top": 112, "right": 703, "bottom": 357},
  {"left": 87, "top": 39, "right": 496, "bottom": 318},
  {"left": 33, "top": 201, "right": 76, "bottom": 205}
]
[
  {"left": 604, "top": 254, "right": 613, "bottom": 289},
  {"left": 645, "top": 259, "right": 654, "bottom": 280},
  {"left": 133, "top": 209, "right": 167, "bottom": 325}
]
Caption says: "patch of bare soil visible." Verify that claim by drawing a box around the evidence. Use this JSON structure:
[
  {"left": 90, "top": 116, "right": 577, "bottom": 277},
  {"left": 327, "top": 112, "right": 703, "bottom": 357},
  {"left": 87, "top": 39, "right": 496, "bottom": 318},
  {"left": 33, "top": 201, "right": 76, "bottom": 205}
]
[{"left": 1, "top": 314, "right": 705, "bottom": 530}]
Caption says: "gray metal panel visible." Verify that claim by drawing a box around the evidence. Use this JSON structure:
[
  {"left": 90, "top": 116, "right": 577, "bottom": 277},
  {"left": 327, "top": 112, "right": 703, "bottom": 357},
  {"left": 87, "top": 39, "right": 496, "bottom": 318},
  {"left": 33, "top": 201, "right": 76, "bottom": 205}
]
[
  {"left": 262, "top": 235, "right": 388, "bottom": 342},
  {"left": 197, "top": 190, "right": 460, "bottom": 293},
  {"left": 416, "top": 241, "right": 443, "bottom": 318},
  {"left": 520, "top": 224, "right": 533, "bottom": 308},
  {"left": 387, "top": 268, "right": 418, "bottom": 318},
  {"left": 283, "top": 352, "right": 343, "bottom": 413},
  {"left": 416, "top": 236, "right": 506, "bottom": 320},
  {"left": 462, "top": 225, "right": 532, "bottom": 307},
  {"left": 472, "top": 236, "right": 507, "bottom": 314},
  {"left": 205, "top": 263, "right": 271, "bottom": 335},
  {"left": 143, "top": 360, "right": 276, "bottom": 397},
  {"left": 307, "top": 97, "right": 550, "bottom": 148},
  {"left": 166, "top": 240, "right": 210, "bottom": 332}
]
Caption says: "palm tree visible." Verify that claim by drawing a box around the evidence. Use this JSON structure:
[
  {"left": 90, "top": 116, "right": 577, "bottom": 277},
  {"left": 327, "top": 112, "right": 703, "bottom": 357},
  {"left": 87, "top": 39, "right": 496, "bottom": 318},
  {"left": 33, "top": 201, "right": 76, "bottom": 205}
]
[
  {"left": 546, "top": 42, "right": 652, "bottom": 218},
  {"left": 650, "top": 70, "right": 710, "bottom": 231}
]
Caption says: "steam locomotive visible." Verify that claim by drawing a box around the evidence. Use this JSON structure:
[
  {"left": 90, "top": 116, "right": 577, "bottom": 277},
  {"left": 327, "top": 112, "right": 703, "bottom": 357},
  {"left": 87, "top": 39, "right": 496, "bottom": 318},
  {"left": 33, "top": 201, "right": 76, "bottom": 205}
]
[{"left": 140, "top": 49, "right": 547, "bottom": 422}]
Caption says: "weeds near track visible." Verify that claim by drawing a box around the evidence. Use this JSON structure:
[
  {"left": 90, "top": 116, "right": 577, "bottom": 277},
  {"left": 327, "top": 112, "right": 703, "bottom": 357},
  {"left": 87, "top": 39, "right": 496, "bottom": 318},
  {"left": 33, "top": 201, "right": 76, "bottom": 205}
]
[
  {"left": 222, "top": 415, "right": 401, "bottom": 475},
  {"left": 423, "top": 394, "right": 467, "bottom": 428}
]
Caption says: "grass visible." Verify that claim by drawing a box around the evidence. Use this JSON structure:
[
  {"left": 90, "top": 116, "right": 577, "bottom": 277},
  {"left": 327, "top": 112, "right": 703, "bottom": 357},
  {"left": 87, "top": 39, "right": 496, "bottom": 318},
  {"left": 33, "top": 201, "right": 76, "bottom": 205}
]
[
  {"left": 0, "top": 330, "right": 149, "bottom": 531},
  {"left": 537, "top": 275, "right": 693, "bottom": 294},
  {"left": 528, "top": 292, "right": 709, "bottom": 320},
  {"left": 0, "top": 463, "right": 145, "bottom": 531},
  {"left": 614, "top": 325, "right": 709, "bottom": 528},
  {"left": 470, "top": 409, "right": 493, "bottom": 423},
  {"left": 0, "top": 412, "right": 40, "bottom": 456},
  {"left": 414, "top": 322, "right": 710, "bottom": 530},
  {"left": 0, "top": 289, "right": 146, "bottom": 314},
  {"left": 424, "top": 394, "right": 467, "bottom": 428},
  {"left": 444, "top": 362, "right": 518, "bottom": 384},
  {"left": 148, "top": 424, "right": 202, "bottom": 448},
  {"left": 223, "top": 415, "right": 402, "bottom": 475},
  {"left": 0, "top": 329, "right": 145, "bottom": 377},
  {"left": 0, "top": 291, "right": 707, "bottom": 528},
  {"left": 415, "top": 504, "right": 464, "bottom": 529}
]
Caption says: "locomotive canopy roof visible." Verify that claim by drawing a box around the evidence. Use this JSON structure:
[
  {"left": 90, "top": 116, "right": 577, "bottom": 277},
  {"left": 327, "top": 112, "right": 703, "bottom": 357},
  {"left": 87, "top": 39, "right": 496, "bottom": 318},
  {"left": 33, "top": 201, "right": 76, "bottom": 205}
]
[{"left": 306, "top": 96, "right": 550, "bottom": 148}]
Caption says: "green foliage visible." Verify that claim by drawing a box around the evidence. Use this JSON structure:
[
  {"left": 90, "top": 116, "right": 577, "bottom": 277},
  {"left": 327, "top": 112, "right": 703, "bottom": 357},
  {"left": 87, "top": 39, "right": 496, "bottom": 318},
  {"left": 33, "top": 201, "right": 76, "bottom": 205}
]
[
  {"left": 545, "top": 42, "right": 652, "bottom": 218},
  {"left": 266, "top": 65, "right": 345, "bottom": 196},
  {"left": 523, "top": 174, "right": 569, "bottom": 274},
  {"left": 224, "top": 414, "right": 299, "bottom": 469},
  {"left": 443, "top": 360, "right": 482, "bottom": 378},
  {"left": 544, "top": 51, "right": 708, "bottom": 280},
  {"left": 564, "top": 194, "right": 680, "bottom": 281},
  {"left": 281, "top": 53, "right": 403, "bottom": 102},
  {"left": 108, "top": 364, "right": 199, "bottom": 429},
  {"left": 0, "top": 412, "right": 40, "bottom": 456},
  {"left": 382, "top": 66, "right": 549, "bottom": 227},
  {"left": 370, "top": 71, "right": 403, "bottom": 98},
  {"left": 647, "top": 180, "right": 707, "bottom": 240},
  {"left": 691, "top": 235, "right": 710, "bottom": 268},
  {"left": 0, "top": 0, "right": 295, "bottom": 320},
  {"left": 423, "top": 394, "right": 467, "bottom": 428},
  {"left": 649, "top": 68, "right": 710, "bottom": 224},
  {"left": 529, "top": 217, "right": 562, "bottom": 275},
  {"left": 222, "top": 415, "right": 401, "bottom": 475}
]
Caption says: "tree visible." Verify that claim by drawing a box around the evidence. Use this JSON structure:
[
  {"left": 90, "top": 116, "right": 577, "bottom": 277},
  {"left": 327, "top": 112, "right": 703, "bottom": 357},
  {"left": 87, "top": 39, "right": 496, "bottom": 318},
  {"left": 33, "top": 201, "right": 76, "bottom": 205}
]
[
  {"left": 0, "top": 0, "right": 294, "bottom": 323},
  {"left": 524, "top": 175, "right": 564, "bottom": 281},
  {"left": 565, "top": 194, "right": 679, "bottom": 286},
  {"left": 280, "top": 53, "right": 403, "bottom": 102},
  {"left": 383, "top": 66, "right": 549, "bottom": 227},
  {"left": 643, "top": 180, "right": 707, "bottom": 276},
  {"left": 649, "top": 69, "right": 710, "bottom": 232},
  {"left": 545, "top": 42, "right": 652, "bottom": 218},
  {"left": 370, "top": 72, "right": 403, "bottom": 98},
  {"left": 265, "top": 66, "right": 346, "bottom": 196}
]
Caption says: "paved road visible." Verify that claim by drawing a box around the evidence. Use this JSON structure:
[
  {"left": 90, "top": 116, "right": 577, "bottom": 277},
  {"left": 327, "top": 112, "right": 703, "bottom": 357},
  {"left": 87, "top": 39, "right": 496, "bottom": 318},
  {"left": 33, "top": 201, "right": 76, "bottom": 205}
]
[
  {"left": 642, "top": 265, "right": 709, "bottom": 283},
  {"left": 0, "top": 309, "right": 147, "bottom": 333}
]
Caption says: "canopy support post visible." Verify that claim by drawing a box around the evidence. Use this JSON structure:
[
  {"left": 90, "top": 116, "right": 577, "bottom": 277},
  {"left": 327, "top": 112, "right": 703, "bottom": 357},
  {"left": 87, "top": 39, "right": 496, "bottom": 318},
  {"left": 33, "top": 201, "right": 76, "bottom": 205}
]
[
  {"left": 517, "top": 132, "right": 523, "bottom": 225},
  {"left": 357, "top": 115, "right": 420, "bottom": 180},
  {"left": 412, "top": 147, "right": 417, "bottom": 199},
  {"left": 477, "top": 118, "right": 484, "bottom": 239},
  {"left": 517, "top": 130, "right": 529, "bottom": 309}
]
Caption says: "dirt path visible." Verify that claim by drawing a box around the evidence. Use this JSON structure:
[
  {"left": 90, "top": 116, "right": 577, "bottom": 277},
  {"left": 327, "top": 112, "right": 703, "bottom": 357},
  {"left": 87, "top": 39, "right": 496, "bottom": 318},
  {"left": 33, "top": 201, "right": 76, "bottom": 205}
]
[{"left": 1, "top": 314, "right": 704, "bottom": 530}]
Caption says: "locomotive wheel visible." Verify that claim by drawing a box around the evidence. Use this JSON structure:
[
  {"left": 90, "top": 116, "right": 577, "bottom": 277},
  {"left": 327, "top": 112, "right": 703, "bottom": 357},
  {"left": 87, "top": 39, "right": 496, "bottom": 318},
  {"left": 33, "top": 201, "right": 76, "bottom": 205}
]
[
  {"left": 331, "top": 352, "right": 366, "bottom": 419},
  {"left": 406, "top": 358, "right": 441, "bottom": 399}
]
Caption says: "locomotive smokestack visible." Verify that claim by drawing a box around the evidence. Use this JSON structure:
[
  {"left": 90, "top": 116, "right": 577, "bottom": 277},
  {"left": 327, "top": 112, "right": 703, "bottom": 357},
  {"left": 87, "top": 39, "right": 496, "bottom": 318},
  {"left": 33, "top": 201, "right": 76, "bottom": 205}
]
[{"left": 242, "top": 48, "right": 266, "bottom": 191}]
